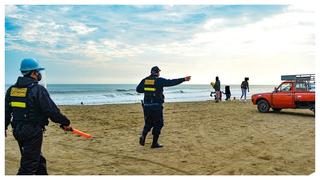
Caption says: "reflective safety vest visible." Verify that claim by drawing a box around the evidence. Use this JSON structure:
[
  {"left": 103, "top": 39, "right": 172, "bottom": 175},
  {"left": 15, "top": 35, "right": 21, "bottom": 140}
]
[
  {"left": 143, "top": 77, "right": 163, "bottom": 103},
  {"left": 8, "top": 84, "right": 37, "bottom": 122}
]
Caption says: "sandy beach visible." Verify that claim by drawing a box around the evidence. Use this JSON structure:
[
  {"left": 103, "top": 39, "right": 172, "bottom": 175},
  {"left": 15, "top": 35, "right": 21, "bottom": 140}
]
[{"left": 5, "top": 100, "right": 315, "bottom": 175}]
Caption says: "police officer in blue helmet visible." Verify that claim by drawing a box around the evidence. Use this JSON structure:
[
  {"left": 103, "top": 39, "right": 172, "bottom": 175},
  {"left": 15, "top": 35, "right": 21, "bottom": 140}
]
[
  {"left": 5, "top": 58, "right": 72, "bottom": 175},
  {"left": 137, "top": 66, "right": 191, "bottom": 148}
]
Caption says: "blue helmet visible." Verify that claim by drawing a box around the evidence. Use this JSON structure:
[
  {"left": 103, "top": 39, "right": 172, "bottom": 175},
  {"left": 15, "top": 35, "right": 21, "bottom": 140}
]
[{"left": 20, "top": 58, "right": 45, "bottom": 75}]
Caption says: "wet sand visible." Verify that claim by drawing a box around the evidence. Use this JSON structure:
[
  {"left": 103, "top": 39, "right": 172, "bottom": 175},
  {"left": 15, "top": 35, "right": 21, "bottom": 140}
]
[{"left": 5, "top": 100, "right": 315, "bottom": 175}]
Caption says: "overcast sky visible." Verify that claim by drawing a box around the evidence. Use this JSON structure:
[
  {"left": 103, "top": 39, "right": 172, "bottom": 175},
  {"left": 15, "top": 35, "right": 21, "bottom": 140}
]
[{"left": 5, "top": 5, "right": 315, "bottom": 85}]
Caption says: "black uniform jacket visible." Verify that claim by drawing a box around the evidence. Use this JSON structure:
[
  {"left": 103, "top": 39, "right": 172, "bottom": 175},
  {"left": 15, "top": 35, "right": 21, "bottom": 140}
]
[
  {"left": 136, "top": 75, "right": 185, "bottom": 104},
  {"left": 5, "top": 76, "right": 70, "bottom": 130}
]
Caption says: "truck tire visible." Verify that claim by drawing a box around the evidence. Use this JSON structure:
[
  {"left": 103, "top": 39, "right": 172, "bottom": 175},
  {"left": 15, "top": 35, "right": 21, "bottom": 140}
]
[
  {"left": 257, "top": 100, "right": 270, "bottom": 113},
  {"left": 310, "top": 104, "right": 315, "bottom": 113},
  {"left": 272, "top": 108, "right": 282, "bottom": 112}
]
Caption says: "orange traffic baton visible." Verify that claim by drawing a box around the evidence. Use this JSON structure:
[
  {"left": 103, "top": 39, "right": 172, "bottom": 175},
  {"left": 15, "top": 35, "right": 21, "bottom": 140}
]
[
  {"left": 71, "top": 128, "right": 92, "bottom": 139},
  {"left": 61, "top": 125, "right": 92, "bottom": 139}
]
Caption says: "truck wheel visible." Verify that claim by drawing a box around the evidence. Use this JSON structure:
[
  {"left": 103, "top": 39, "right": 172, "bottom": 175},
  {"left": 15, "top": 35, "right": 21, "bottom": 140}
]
[
  {"left": 310, "top": 104, "right": 315, "bottom": 114},
  {"left": 272, "top": 108, "right": 282, "bottom": 112},
  {"left": 257, "top": 100, "right": 270, "bottom": 113}
]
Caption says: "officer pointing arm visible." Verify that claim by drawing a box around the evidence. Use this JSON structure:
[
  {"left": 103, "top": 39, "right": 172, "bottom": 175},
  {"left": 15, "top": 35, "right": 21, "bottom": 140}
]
[
  {"left": 158, "top": 76, "right": 191, "bottom": 87},
  {"left": 137, "top": 66, "right": 191, "bottom": 148},
  {"left": 136, "top": 75, "right": 191, "bottom": 92}
]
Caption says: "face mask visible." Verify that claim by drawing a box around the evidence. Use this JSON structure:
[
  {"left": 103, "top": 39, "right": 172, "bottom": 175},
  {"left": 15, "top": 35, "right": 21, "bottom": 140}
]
[
  {"left": 36, "top": 71, "right": 42, "bottom": 81},
  {"left": 151, "top": 72, "right": 160, "bottom": 77}
]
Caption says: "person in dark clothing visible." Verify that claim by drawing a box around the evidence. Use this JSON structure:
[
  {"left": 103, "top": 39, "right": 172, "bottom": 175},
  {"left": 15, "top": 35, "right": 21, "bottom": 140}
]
[
  {"left": 5, "top": 58, "right": 72, "bottom": 175},
  {"left": 213, "top": 76, "right": 221, "bottom": 102},
  {"left": 240, "top": 77, "right": 250, "bottom": 100},
  {"left": 136, "top": 66, "right": 191, "bottom": 148},
  {"left": 223, "top": 86, "right": 231, "bottom": 100}
]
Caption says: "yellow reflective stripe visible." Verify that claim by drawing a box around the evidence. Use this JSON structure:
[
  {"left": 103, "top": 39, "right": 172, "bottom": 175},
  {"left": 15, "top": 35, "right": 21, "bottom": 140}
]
[
  {"left": 144, "top": 87, "right": 156, "bottom": 92},
  {"left": 10, "top": 87, "right": 27, "bottom": 97},
  {"left": 10, "top": 102, "right": 26, "bottom": 108},
  {"left": 144, "top": 79, "right": 155, "bottom": 85}
]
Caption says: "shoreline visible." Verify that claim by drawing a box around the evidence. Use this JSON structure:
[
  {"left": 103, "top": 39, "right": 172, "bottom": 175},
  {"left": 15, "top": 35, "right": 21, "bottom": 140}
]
[
  {"left": 6, "top": 83, "right": 271, "bottom": 106},
  {"left": 58, "top": 98, "right": 253, "bottom": 106}
]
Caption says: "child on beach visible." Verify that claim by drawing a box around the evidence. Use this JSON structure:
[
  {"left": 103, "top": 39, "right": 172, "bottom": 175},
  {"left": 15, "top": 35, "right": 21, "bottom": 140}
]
[{"left": 222, "top": 86, "right": 231, "bottom": 100}]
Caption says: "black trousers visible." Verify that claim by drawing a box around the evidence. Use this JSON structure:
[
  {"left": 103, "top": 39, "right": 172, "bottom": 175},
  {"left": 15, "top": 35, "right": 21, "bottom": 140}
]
[
  {"left": 225, "top": 94, "right": 231, "bottom": 100},
  {"left": 142, "top": 105, "right": 164, "bottom": 136},
  {"left": 13, "top": 124, "right": 48, "bottom": 175}
]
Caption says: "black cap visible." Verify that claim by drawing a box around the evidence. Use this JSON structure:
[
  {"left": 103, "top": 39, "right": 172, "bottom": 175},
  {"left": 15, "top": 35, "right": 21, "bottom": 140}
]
[{"left": 151, "top": 66, "right": 161, "bottom": 74}]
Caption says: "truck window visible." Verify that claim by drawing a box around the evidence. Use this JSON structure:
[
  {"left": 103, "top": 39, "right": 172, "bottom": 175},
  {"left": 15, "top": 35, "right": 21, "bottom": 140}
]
[
  {"left": 295, "top": 82, "right": 307, "bottom": 91},
  {"left": 279, "top": 82, "right": 292, "bottom": 92},
  {"left": 309, "top": 83, "right": 315, "bottom": 92}
]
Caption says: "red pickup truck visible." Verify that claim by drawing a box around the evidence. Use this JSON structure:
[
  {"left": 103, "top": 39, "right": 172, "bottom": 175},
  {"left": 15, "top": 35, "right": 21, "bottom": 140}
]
[{"left": 251, "top": 74, "right": 315, "bottom": 113}]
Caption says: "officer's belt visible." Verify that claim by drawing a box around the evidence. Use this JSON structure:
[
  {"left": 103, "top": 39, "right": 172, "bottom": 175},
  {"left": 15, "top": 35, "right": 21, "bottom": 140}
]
[{"left": 143, "top": 103, "right": 162, "bottom": 107}]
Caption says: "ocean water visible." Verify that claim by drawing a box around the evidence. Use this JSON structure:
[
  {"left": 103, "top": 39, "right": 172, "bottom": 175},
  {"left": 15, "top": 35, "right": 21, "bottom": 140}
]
[{"left": 6, "top": 84, "right": 276, "bottom": 105}]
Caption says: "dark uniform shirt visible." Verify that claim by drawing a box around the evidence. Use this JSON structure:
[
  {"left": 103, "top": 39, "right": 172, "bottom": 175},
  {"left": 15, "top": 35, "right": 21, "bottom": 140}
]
[
  {"left": 5, "top": 76, "right": 70, "bottom": 130},
  {"left": 136, "top": 75, "right": 185, "bottom": 104}
]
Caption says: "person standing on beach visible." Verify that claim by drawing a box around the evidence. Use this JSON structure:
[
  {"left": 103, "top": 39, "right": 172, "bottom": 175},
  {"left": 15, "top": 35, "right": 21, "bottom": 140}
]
[
  {"left": 136, "top": 66, "right": 191, "bottom": 148},
  {"left": 240, "top": 77, "right": 250, "bottom": 100},
  {"left": 223, "top": 85, "right": 231, "bottom": 101},
  {"left": 213, "top": 76, "right": 221, "bottom": 102},
  {"left": 5, "top": 58, "right": 72, "bottom": 175}
]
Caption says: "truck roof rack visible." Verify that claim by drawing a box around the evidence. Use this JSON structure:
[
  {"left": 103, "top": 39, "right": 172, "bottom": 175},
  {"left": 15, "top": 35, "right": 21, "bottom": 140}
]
[
  {"left": 281, "top": 74, "right": 315, "bottom": 82},
  {"left": 281, "top": 74, "right": 315, "bottom": 91}
]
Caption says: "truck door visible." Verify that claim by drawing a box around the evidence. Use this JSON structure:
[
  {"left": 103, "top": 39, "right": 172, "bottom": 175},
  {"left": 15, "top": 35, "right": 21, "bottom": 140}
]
[{"left": 272, "top": 82, "right": 295, "bottom": 108}]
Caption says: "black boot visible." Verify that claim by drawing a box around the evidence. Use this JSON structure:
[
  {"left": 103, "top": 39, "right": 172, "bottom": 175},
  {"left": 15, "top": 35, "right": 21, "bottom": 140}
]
[
  {"left": 139, "top": 135, "right": 146, "bottom": 146},
  {"left": 151, "top": 134, "right": 163, "bottom": 148},
  {"left": 36, "top": 155, "right": 48, "bottom": 175}
]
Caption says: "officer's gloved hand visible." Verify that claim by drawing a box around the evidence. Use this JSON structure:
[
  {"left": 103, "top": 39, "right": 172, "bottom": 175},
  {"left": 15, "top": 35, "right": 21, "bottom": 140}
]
[
  {"left": 184, "top": 76, "right": 191, "bottom": 81},
  {"left": 60, "top": 124, "right": 73, "bottom": 131}
]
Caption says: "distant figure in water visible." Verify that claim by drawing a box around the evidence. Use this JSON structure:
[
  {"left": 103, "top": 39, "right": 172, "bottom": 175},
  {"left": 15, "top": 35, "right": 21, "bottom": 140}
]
[{"left": 81, "top": 102, "right": 84, "bottom": 105}]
